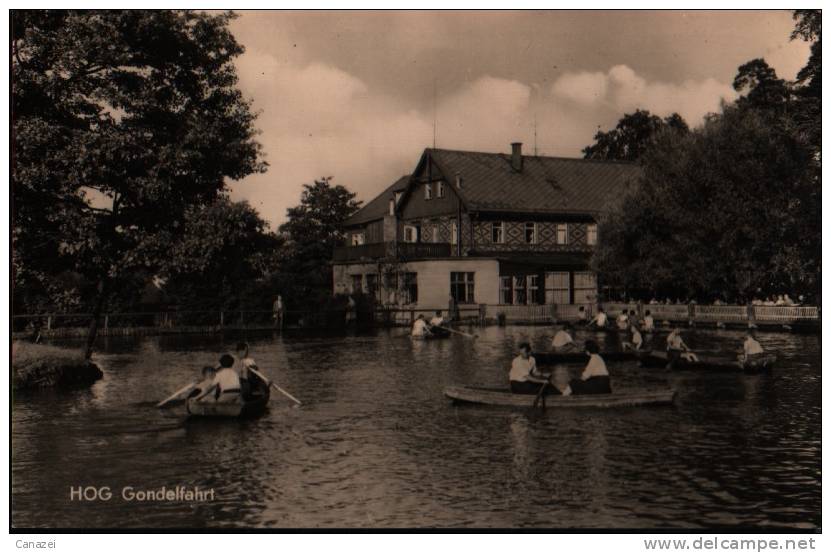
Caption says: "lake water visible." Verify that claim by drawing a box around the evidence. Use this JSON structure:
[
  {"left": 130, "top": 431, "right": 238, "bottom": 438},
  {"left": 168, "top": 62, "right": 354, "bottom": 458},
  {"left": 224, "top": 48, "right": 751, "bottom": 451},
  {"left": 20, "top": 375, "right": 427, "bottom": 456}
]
[{"left": 11, "top": 326, "right": 821, "bottom": 529}]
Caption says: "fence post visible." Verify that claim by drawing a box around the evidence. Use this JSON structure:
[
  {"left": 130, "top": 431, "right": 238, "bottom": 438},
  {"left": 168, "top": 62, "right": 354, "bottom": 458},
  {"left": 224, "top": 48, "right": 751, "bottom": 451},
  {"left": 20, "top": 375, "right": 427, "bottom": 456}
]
[{"left": 46, "top": 316, "right": 52, "bottom": 330}]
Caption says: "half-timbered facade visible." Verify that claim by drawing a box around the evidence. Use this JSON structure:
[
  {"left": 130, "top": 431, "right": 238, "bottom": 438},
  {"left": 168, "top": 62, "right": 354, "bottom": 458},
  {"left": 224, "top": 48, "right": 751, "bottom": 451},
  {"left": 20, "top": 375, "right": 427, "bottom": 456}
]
[{"left": 333, "top": 143, "right": 640, "bottom": 310}]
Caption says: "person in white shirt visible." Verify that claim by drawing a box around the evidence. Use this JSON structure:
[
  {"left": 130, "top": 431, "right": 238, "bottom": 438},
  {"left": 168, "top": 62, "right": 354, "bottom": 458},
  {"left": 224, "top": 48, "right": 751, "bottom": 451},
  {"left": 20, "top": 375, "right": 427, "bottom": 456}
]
[
  {"left": 236, "top": 341, "right": 267, "bottom": 398},
  {"left": 775, "top": 295, "right": 786, "bottom": 306},
  {"left": 642, "top": 310, "right": 655, "bottom": 332},
  {"left": 551, "top": 323, "right": 577, "bottom": 351},
  {"left": 561, "top": 340, "right": 611, "bottom": 395},
  {"left": 411, "top": 314, "right": 432, "bottom": 338},
  {"left": 739, "top": 330, "right": 764, "bottom": 363},
  {"left": 509, "top": 342, "right": 553, "bottom": 394},
  {"left": 588, "top": 307, "right": 608, "bottom": 329},
  {"left": 667, "top": 328, "right": 698, "bottom": 366},
  {"left": 622, "top": 324, "right": 644, "bottom": 351},
  {"left": 616, "top": 311, "right": 629, "bottom": 330},
  {"left": 429, "top": 311, "right": 445, "bottom": 328},
  {"left": 195, "top": 354, "right": 241, "bottom": 404}
]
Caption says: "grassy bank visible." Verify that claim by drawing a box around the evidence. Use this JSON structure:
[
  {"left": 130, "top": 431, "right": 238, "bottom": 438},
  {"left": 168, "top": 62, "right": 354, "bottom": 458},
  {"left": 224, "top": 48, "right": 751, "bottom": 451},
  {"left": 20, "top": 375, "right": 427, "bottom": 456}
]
[{"left": 12, "top": 341, "right": 103, "bottom": 390}]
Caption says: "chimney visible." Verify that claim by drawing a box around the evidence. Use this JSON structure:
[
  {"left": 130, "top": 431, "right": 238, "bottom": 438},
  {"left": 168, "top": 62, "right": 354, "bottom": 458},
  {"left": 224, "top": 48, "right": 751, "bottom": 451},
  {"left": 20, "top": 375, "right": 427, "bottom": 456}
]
[{"left": 511, "top": 142, "right": 523, "bottom": 172}]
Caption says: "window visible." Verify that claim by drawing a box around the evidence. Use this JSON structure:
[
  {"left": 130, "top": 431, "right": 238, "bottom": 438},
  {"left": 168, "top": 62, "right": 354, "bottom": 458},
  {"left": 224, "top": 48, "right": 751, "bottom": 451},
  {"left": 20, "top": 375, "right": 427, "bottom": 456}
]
[
  {"left": 401, "top": 272, "right": 418, "bottom": 304},
  {"left": 451, "top": 272, "right": 475, "bottom": 304},
  {"left": 513, "top": 276, "right": 527, "bottom": 305},
  {"left": 492, "top": 222, "right": 505, "bottom": 244},
  {"left": 351, "top": 233, "right": 365, "bottom": 246},
  {"left": 524, "top": 222, "right": 537, "bottom": 244},
  {"left": 425, "top": 183, "right": 432, "bottom": 200},
  {"left": 366, "top": 274, "right": 378, "bottom": 300},
  {"left": 573, "top": 272, "right": 597, "bottom": 303},
  {"left": 500, "top": 276, "right": 513, "bottom": 304},
  {"left": 527, "top": 275, "right": 539, "bottom": 304},
  {"left": 450, "top": 220, "right": 458, "bottom": 245},
  {"left": 556, "top": 223, "right": 568, "bottom": 245},
  {"left": 383, "top": 273, "right": 398, "bottom": 304},
  {"left": 432, "top": 226, "right": 439, "bottom": 243},
  {"left": 404, "top": 225, "right": 418, "bottom": 243},
  {"left": 351, "top": 274, "right": 363, "bottom": 294},
  {"left": 545, "top": 272, "right": 570, "bottom": 304},
  {"left": 437, "top": 181, "right": 445, "bottom": 198},
  {"left": 587, "top": 224, "right": 598, "bottom": 246}
]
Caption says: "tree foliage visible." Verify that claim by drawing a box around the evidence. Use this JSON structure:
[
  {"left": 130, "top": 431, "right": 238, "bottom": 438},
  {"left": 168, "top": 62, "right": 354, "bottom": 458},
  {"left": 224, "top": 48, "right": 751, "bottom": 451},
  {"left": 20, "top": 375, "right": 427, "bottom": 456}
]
[
  {"left": 582, "top": 109, "right": 689, "bottom": 161},
  {"left": 11, "top": 10, "right": 266, "bottom": 351}
]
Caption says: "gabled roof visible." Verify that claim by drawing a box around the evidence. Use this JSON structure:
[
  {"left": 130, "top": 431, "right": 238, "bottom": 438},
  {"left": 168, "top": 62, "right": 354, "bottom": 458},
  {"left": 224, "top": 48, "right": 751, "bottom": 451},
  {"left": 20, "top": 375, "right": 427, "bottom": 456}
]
[
  {"left": 344, "top": 175, "right": 410, "bottom": 226},
  {"left": 427, "top": 148, "right": 641, "bottom": 215}
]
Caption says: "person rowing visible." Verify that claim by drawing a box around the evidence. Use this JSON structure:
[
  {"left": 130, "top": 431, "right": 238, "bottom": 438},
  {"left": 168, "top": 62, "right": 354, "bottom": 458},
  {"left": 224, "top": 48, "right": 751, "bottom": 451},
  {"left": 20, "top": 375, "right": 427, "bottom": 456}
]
[
  {"left": 561, "top": 340, "right": 612, "bottom": 395},
  {"left": 666, "top": 328, "right": 698, "bottom": 367},
  {"left": 738, "top": 329, "right": 764, "bottom": 364},
  {"left": 509, "top": 342, "right": 556, "bottom": 395},
  {"left": 411, "top": 314, "right": 432, "bottom": 338},
  {"left": 587, "top": 307, "right": 608, "bottom": 329},
  {"left": 429, "top": 310, "right": 446, "bottom": 329},
  {"left": 642, "top": 309, "right": 655, "bottom": 332},
  {"left": 616, "top": 310, "right": 630, "bottom": 330},
  {"left": 621, "top": 323, "right": 644, "bottom": 352},
  {"left": 189, "top": 366, "right": 217, "bottom": 398},
  {"left": 551, "top": 323, "right": 578, "bottom": 352},
  {"left": 194, "top": 354, "right": 241, "bottom": 404}
]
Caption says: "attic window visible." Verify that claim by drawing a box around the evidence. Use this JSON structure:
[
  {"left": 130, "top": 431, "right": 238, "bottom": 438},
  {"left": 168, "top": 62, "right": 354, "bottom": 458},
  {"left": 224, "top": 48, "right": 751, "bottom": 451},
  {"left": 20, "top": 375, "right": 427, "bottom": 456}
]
[
  {"left": 437, "top": 181, "right": 445, "bottom": 198},
  {"left": 425, "top": 183, "right": 432, "bottom": 200}
]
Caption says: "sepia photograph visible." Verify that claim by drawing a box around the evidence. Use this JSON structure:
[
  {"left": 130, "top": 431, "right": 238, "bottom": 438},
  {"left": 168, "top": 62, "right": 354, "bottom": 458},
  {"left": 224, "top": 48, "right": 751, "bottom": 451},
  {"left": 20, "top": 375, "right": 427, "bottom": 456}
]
[{"left": 8, "top": 6, "right": 822, "bottom": 536}]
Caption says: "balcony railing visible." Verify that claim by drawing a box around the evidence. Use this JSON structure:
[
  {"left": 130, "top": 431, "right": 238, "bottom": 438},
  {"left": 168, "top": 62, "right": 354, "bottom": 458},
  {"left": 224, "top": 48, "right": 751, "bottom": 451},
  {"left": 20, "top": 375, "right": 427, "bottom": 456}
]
[{"left": 333, "top": 241, "right": 451, "bottom": 262}]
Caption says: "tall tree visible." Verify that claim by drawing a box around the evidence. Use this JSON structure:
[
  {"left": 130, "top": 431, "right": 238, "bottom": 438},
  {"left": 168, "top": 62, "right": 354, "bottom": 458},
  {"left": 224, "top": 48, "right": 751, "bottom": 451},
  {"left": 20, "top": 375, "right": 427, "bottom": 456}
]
[
  {"left": 790, "top": 10, "right": 821, "bottom": 165},
  {"left": 732, "top": 58, "right": 792, "bottom": 112},
  {"left": 12, "top": 10, "right": 266, "bottom": 356},
  {"left": 582, "top": 109, "right": 689, "bottom": 161},
  {"left": 277, "top": 178, "right": 361, "bottom": 306}
]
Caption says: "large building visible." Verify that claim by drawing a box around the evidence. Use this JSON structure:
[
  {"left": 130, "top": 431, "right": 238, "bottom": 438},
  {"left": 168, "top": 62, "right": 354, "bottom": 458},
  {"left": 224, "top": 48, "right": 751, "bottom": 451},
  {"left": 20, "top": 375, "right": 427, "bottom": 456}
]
[{"left": 332, "top": 143, "right": 641, "bottom": 310}]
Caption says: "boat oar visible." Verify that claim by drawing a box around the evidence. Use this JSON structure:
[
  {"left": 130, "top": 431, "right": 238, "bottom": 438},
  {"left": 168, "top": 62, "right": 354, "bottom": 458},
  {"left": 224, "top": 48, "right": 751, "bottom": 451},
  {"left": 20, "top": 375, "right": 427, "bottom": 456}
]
[
  {"left": 434, "top": 325, "right": 479, "bottom": 339},
  {"left": 249, "top": 367, "right": 302, "bottom": 406},
  {"left": 532, "top": 374, "right": 553, "bottom": 410},
  {"left": 157, "top": 382, "right": 197, "bottom": 408}
]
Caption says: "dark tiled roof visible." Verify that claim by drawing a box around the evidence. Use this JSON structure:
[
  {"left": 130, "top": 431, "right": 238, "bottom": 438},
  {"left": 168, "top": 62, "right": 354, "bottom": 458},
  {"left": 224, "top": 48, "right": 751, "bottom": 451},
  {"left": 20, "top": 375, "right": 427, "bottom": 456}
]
[
  {"left": 344, "top": 175, "right": 410, "bottom": 226},
  {"left": 429, "top": 148, "right": 641, "bottom": 215}
]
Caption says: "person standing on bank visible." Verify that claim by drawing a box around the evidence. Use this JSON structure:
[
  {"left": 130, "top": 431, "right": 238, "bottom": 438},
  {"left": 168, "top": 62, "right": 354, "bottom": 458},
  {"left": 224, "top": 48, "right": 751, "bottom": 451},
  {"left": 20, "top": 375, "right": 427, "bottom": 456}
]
[
  {"left": 509, "top": 342, "right": 555, "bottom": 395},
  {"left": 561, "top": 340, "right": 611, "bottom": 395},
  {"left": 448, "top": 294, "right": 459, "bottom": 322},
  {"left": 273, "top": 295, "right": 284, "bottom": 329}
]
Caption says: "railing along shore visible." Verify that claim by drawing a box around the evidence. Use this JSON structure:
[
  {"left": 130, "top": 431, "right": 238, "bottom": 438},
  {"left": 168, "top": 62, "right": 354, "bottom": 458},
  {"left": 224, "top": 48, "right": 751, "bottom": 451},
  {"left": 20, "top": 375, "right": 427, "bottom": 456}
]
[{"left": 10, "top": 303, "right": 820, "bottom": 339}]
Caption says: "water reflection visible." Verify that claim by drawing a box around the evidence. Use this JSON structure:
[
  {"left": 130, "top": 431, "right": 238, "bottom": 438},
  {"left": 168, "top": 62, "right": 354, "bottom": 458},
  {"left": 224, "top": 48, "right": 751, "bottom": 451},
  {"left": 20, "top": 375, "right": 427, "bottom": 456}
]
[{"left": 12, "top": 326, "right": 820, "bottom": 529}]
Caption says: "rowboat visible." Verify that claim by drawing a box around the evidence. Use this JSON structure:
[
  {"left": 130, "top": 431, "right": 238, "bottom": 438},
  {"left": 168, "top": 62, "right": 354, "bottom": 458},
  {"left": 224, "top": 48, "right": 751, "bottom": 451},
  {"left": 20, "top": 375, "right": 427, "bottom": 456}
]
[
  {"left": 534, "top": 349, "right": 651, "bottom": 365},
  {"left": 186, "top": 381, "right": 270, "bottom": 419},
  {"left": 640, "top": 351, "right": 776, "bottom": 373},
  {"left": 411, "top": 327, "right": 451, "bottom": 340},
  {"left": 444, "top": 386, "right": 676, "bottom": 408}
]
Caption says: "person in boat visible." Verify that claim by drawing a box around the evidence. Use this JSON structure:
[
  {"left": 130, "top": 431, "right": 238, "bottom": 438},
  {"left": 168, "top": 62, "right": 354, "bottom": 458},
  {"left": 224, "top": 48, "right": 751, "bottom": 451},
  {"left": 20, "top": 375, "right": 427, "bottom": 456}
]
[
  {"left": 190, "top": 366, "right": 217, "bottom": 398},
  {"left": 577, "top": 305, "right": 589, "bottom": 325},
  {"left": 429, "top": 310, "right": 446, "bottom": 329},
  {"left": 236, "top": 341, "right": 265, "bottom": 398},
  {"left": 509, "top": 342, "right": 556, "bottom": 395},
  {"left": 411, "top": 314, "right": 432, "bottom": 338},
  {"left": 551, "top": 323, "right": 577, "bottom": 352},
  {"left": 616, "top": 310, "right": 629, "bottom": 330},
  {"left": 561, "top": 340, "right": 611, "bottom": 395},
  {"left": 739, "top": 330, "right": 764, "bottom": 363},
  {"left": 621, "top": 323, "right": 644, "bottom": 351},
  {"left": 587, "top": 307, "right": 608, "bottom": 329},
  {"left": 642, "top": 310, "right": 655, "bottom": 332},
  {"left": 666, "top": 328, "right": 698, "bottom": 364},
  {"left": 195, "top": 354, "right": 241, "bottom": 404}
]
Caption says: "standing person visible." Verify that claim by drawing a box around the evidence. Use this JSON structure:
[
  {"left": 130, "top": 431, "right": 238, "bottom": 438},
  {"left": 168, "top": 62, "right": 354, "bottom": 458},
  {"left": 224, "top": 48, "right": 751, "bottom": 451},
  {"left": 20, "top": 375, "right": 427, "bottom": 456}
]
[
  {"left": 551, "top": 323, "right": 577, "bottom": 352},
  {"left": 448, "top": 294, "right": 459, "bottom": 322},
  {"left": 509, "top": 342, "right": 554, "bottom": 395},
  {"left": 616, "top": 310, "right": 629, "bottom": 330},
  {"left": 272, "top": 295, "right": 284, "bottom": 329},
  {"left": 345, "top": 294, "right": 357, "bottom": 325},
  {"left": 411, "top": 314, "right": 432, "bottom": 338},
  {"left": 561, "top": 340, "right": 611, "bottom": 395},
  {"left": 642, "top": 310, "right": 655, "bottom": 332}
]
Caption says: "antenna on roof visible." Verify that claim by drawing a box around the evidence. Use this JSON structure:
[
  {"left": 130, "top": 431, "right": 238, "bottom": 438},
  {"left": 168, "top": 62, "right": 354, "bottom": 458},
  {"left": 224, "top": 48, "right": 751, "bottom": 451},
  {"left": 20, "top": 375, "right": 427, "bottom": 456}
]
[
  {"left": 533, "top": 116, "right": 538, "bottom": 157},
  {"left": 432, "top": 79, "right": 437, "bottom": 149}
]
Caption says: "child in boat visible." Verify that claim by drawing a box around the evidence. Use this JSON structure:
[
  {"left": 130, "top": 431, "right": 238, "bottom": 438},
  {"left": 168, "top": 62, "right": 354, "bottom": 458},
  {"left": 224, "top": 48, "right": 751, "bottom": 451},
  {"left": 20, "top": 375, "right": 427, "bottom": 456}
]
[
  {"left": 411, "top": 314, "right": 432, "bottom": 338},
  {"left": 739, "top": 330, "right": 764, "bottom": 363},
  {"left": 509, "top": 342, "right": 556, "bottom": 395},
  {"left": 191, "top": 366, "right": 217, "bottom": 398},
  {"left": 621, "top": 324, "right": 643, "bottom": 351},
  {"left": 195, "top": 354, "right": 241, "bottom": 404},
  {"left": 561, "top": 340, "right": 611, "bottom": 395},
  {"left": 642, "top": 310, "right": 655, "bottom": 332},
  {"left": 588, "top": 307, "right": 608, "bottom": 329},
  {"left": 551, "top": 323, "right": 577, "bottom": 351}
]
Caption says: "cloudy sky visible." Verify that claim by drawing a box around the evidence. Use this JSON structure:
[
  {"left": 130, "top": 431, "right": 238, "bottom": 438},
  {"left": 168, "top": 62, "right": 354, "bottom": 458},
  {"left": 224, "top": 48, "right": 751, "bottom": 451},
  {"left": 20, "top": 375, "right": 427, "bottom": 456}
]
[{"left": 225, "top": 10, "right": 810, "bottom": 227}]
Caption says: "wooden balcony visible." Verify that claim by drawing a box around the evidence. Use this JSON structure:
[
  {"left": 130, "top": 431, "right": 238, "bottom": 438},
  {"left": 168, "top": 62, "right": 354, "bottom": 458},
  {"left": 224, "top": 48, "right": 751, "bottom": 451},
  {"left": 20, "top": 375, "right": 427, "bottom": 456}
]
[{"left": 333, "top": 241, "right": 452, "bottom": 262}]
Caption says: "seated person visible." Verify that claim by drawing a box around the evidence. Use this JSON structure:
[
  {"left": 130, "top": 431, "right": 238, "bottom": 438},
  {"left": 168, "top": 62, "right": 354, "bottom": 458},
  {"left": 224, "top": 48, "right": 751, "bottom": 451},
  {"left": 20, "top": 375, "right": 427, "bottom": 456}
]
[
  {"left": 429, "top": 310, "right": 445, "bottom": 328},
  {"left": 621, "top": 324, "right": 644, "bottom": 351},
  {"left": 509, "top": 342, "right": 557, "bottom": 395},
  {"left": 576, "top": 306, "right": 589, "bottom": 325},
  {"left": 195, "top": 354, "right": 241, "bottom": 404},
  {"left": 551, "top": 323, "right": 577, "bottom": 351},
  {"left": 666, "top": 328, "right": 699, "bottom": 364},
  {"left": 561, "top": 340, "right": 611, "bottom": 395},
  {"left": 642, "top": 310, "right": 655, "bottom": 332},
  {"left": 236, "top": 341, "right": 263, "bottom": 398},
  {"left": 739, "top": 330, "right": 764, "bottom": 363},
  {"left": 411, "top": 314, "right": 432, "bottom": 338},
  {"left": 588, "top": 307, "right": 608, "bottom": 329},
  {"left": 616, "top": 311, "right": 629, "bottom": 330}
]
